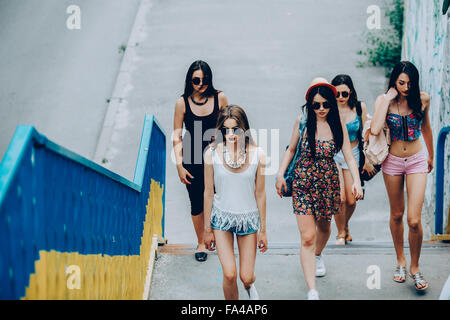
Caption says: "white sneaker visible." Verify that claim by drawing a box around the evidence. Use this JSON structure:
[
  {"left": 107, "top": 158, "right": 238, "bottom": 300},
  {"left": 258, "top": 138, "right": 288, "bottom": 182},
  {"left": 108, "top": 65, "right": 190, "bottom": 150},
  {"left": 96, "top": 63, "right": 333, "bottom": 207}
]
[
  {"left": 246, "top": 284, "right": 260, "bottom": 300},
  {"left": 315, "top": 254, "right": 326, "bottom": 277},
  {"left": 307, "top": 289, "right": 320, "bottom": 300}
]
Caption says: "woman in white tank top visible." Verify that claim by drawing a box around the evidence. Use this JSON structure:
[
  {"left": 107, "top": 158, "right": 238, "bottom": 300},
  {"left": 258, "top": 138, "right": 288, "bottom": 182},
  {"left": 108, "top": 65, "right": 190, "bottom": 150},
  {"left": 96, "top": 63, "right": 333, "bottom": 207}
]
[{"left": 204, "top": 105, "right": 268, "bottom": 300}]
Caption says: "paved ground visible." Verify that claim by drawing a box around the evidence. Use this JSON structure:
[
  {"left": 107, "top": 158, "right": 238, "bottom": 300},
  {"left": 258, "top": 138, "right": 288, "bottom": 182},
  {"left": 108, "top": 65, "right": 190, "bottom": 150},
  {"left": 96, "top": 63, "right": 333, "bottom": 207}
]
[
  {"left": 0, "top": 0, "right": 140, "bottom": 161},
  {"left": 150, "top": 243, "right": 450, "bottom": 300}
]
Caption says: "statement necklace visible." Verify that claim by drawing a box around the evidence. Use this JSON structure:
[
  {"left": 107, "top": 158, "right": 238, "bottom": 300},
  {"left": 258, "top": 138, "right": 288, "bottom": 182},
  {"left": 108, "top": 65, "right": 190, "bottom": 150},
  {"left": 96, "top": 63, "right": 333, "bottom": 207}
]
[
  {"left": 191, "top": 95, "right": 208, "bottom": 106},
  {"left": 223, "top": 145, "right": 247, "bottom": 169}
]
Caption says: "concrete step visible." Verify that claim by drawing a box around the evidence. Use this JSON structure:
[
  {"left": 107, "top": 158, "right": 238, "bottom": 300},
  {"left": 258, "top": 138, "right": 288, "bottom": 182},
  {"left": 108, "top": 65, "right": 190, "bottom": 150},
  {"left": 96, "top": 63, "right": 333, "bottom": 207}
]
[{"left": 159, "top": 241, "right": 450, "bottom": 256}]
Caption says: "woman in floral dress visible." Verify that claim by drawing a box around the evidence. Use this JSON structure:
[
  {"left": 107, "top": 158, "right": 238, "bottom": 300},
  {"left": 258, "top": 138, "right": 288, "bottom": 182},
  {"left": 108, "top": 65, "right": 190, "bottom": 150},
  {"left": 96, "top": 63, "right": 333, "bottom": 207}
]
[{"left": 276, "top": 78, "right": 363, "bottom": 300}]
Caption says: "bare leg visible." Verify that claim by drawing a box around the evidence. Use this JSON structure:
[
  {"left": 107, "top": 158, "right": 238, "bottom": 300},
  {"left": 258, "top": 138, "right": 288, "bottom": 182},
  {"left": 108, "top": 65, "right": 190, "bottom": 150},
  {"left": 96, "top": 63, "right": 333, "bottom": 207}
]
[
  {"left": 334, "top": 165, "right": 347, "bottom": 240},
  {"left": 191, "top": 212, "right": 206, "bottom": 252},
  {"left": 405, "top": 173, "right": 427, "bottom": 288},
  {"left": 383, "top": 173, "right": 407, "bottom": 275},
  {"left": 342, "top": 169, "right": 357, "bottom": 240},
  {"left": 296, "top": 214, "right": 317, "bottom": 291},
  {"left": 236, "top": 232, "right": 258, "bottom": 290},
  {"left": 315, "top": 219, "right": 331, "bottom": 255},
  {"left": 214, "top": 229, "right": 238, "bottom": 300}
]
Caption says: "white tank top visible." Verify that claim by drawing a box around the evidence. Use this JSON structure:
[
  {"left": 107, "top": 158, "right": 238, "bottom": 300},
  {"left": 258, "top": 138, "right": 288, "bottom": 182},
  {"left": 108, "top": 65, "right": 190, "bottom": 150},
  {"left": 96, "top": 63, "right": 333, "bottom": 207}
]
[{"left": 211, "top": 145, "right": 261, "bottom": 232}]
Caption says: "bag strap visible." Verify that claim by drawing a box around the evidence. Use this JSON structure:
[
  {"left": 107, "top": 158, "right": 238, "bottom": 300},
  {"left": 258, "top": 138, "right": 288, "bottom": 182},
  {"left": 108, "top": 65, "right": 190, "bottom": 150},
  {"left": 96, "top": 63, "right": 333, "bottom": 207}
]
[{"left": 291, "top": 113, "right": 307, "bottom": 167}]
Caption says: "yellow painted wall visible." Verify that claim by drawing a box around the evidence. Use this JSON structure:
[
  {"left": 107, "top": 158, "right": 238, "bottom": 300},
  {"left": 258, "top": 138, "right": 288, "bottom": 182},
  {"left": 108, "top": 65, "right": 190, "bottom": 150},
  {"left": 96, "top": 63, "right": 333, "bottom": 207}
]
[{"left": 24, "top": 179, "right": 163, "bottom": 300}]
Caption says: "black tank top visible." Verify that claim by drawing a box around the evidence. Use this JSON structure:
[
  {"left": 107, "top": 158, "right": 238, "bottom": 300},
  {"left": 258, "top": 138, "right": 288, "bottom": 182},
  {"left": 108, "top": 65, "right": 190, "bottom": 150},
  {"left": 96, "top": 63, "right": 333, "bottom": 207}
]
[{"left": 182, "top": 92, "right": 220, "bottom": 166}]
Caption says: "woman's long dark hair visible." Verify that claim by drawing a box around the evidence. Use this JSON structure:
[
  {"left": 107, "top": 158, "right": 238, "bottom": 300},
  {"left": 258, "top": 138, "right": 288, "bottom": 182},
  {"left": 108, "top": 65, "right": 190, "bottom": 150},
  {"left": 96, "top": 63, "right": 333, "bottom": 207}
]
[
  {"left": 388, "top": 61, "right": 423, "bottom": 120},
  {"left": 183, "top": 60, "right": 218, "bottom": 98},
  {"left": 332, "top": 74, "right": 366, "bottom": 171},
  {"left": 302, "top": 86, "right": 343, "bottom": 158},
  {"left": 331, "top": 74, "right": 360, "bottom": 110}
]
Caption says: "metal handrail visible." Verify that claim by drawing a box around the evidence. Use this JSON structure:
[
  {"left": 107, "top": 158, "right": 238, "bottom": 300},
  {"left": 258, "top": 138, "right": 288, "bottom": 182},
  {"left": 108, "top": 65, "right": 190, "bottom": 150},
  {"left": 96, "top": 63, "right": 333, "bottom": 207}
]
[{"left": 435, "top": 126, "right": 450, "bottom": 235}]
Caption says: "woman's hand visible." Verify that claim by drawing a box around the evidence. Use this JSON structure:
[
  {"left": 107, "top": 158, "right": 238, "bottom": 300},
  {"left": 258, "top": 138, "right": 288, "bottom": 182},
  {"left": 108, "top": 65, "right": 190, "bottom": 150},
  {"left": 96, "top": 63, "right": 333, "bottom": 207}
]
[
  {"left": 257, "top": 231, "right": 268, "bottom": 253},
  {"left": 427, "top": 156, "right": 433, "bottom": 173},
  {"left": 275, "top": 175, "right": 287, "bottom": 198},
  {"left": 352, "top": 182, "right": 364, "bottom": 201},
  {"left": 204, "top": 229, "right": 216, "bottom": 251},
  {"left": 177, "top": 165, "right": 193, "bottom": 185},
  {"left": 361, "top": 160, "right": 377, "bottom": 178},
  {"left": 385, "top": 87, "right": 398, "bottom": 101}
]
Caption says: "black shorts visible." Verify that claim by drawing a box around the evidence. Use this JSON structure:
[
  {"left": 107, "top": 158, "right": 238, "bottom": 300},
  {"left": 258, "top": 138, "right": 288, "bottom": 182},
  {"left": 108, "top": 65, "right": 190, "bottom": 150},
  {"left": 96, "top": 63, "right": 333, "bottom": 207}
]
[{"left": 184, "top": 164, "right": 204, "bottom": 216}]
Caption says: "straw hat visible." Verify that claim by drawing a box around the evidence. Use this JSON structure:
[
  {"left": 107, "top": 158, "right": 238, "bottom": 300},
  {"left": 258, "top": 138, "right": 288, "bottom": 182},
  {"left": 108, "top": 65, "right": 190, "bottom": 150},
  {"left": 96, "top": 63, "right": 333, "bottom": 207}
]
[{"left": 305, "top": 77, "right": 337, "bottom": 101}]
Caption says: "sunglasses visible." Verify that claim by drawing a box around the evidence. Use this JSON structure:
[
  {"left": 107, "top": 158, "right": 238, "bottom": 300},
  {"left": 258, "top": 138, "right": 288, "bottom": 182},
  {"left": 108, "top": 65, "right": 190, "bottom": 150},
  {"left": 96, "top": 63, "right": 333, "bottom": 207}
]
[
  {"left": 220, "top": 127, "right": 244, "bottom": 136},
  {"left": 311, "top": 102, "right": 331, "bottom": 110},
  {"left": 192, "top": 77, "right": 207, "bottom": 86},
  {"left": 336, "top": 91, "right": 350, "bottom": 98}
]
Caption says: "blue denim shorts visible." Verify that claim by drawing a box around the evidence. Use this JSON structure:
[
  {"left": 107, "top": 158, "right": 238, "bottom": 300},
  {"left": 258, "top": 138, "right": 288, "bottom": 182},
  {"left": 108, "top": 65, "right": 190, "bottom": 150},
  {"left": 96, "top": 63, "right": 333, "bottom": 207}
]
[
  {"left": 333, "top": 145, "right": 360, "bottom": 170},
  {"left": 211, "top": 215, "right": 259, "bottom": 236}
]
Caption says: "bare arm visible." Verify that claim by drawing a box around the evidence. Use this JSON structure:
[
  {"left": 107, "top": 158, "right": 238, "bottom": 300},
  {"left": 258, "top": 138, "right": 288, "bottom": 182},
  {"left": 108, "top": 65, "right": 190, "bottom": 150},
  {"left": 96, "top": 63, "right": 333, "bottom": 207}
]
[
  {"left": 340, "top": 121, "right": 363, "bottom": 199},
  {"left": 173, "top": 98, "right": 185, "bottom": 169},
  {"left": 361, "top": 102, "right": 368, "bottom": 126},
  {"left": 218, "top": 91, "right": 229, "bottom": 110},
  {"left": 173, "top": 98, "right": 194, "bottom": 184},
  {"left": 420, "top": 92, "right": 434, "bottom": 172},
  {"left": 360, "top": 102, "right": 377, "bottom": 175},
  {"left": 371, "top": 95, "right": 390, "bottom": 135},
  {"left": 203, "top": 147, "right": 216, "bottom": 250},
  {"left": 254, "top": 147, "right": 268, "bottom": 252},
  {"left": 371, "top": 87, "right": 398, "bottom": 135}
]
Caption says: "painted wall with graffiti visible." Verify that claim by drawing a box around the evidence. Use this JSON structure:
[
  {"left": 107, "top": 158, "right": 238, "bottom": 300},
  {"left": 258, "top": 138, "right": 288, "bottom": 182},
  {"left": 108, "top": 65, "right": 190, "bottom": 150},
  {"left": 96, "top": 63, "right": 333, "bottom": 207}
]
[{"left": 403, "top": 0, "right": 450, "bottom": 238}]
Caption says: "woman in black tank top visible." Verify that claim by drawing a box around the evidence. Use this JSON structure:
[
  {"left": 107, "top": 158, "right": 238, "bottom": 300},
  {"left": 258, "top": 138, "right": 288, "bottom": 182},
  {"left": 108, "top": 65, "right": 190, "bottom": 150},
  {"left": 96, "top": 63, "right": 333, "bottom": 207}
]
[{"left": 173, "top": 60, "right": 228, "bottom": 262}]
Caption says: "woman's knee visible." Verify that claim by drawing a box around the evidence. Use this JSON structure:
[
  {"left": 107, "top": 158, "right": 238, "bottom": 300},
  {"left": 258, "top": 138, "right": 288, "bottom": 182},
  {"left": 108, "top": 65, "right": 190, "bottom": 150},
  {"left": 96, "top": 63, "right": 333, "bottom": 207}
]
[
  {"left": 301, "top": 233, "right": 315, "bottom": 248},
  {"left": 223, "top": 269, "right": 237, "bottom": 283},
  {"left": 407, "top": 217, "right": 422, "bottom": 230},
  {"left": 239, "top": 272, "right": 255, "bottom": 288},
  {"left": 390, "top": 208, "right": 405, "bottom": 223},
  {"left": 346, "top": 197, "right": 356, "bottom": 207}
]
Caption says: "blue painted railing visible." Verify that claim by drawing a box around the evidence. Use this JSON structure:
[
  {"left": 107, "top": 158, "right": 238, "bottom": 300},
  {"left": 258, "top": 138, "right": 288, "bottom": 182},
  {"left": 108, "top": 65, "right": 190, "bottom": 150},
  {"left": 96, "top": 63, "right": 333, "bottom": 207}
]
[
  {"left": 435, "top": 126, "right": 450, "bottom": 235},
  {"left": 0, "top": 114, "right": 166, "bottom": 299}
]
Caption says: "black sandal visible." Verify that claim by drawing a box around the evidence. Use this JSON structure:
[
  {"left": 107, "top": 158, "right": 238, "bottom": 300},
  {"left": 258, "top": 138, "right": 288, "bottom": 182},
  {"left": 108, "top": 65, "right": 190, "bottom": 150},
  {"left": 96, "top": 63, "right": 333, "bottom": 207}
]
[{"left": 194, "top": 251, "right": 207, "bottom": 262}]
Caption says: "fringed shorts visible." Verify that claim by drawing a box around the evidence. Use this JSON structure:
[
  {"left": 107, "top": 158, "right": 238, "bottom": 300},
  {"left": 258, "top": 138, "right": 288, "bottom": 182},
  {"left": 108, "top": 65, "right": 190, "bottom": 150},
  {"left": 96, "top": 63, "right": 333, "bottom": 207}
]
[{"left": 210, "top": 205, "right": 260, "bottom": 236}]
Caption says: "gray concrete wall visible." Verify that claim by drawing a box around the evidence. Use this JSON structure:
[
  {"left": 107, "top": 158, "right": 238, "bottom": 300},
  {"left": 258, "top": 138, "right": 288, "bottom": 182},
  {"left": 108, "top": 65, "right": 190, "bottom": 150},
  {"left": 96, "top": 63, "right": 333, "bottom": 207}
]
[{"left": 403, "top": 0, "right": 450, "bottom": 239}]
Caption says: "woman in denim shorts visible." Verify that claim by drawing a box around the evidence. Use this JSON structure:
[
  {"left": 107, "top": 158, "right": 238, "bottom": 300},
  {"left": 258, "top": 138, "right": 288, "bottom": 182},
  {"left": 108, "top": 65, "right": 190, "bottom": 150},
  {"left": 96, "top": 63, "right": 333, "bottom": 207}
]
[{"left": 204, "top": 105, "right": 268, "bottom": 300}]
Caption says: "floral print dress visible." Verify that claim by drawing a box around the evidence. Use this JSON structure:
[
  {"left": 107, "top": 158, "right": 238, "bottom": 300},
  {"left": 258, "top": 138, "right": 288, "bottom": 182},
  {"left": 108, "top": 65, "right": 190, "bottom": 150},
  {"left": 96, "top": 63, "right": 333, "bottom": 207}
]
[{"left": 292, "top": 136, "right": 341, "bottom": 221}]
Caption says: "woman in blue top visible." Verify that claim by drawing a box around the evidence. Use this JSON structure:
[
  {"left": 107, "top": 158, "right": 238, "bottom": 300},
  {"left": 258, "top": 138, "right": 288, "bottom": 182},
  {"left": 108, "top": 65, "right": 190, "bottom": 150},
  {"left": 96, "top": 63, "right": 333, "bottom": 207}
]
[{"left": 331, "top": 75, "right": 377, "bottom": 245}]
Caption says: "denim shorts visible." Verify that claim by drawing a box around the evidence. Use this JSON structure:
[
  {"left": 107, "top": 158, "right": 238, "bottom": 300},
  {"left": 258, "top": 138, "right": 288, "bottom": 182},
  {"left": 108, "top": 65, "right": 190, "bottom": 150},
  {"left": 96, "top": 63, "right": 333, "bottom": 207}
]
[
  {"left": 210, "top": 214, "right": 259, "bottom": 236},
  {"left": 334, "top": 146, "right": 360, "bottom": 170}
]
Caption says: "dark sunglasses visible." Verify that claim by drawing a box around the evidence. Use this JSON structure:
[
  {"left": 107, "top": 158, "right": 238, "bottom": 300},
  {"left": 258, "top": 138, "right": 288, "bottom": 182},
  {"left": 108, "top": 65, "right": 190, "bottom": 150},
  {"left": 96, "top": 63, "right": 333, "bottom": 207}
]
[
  {"left": 311, "top": 102, "right": 331, "bottom": 110},
  {"left": 192, "top": 77, "right": 207, "bottom": 86},
  {"left": 336, "top": 91, "right": 350, "bottom": 98},
  {"left": 220, "top": 127, "right": 243, "bottom": 136}
]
